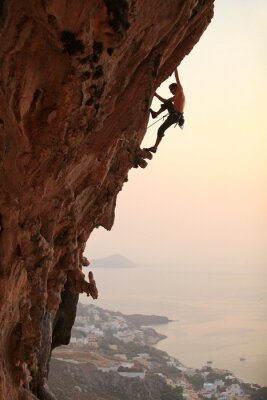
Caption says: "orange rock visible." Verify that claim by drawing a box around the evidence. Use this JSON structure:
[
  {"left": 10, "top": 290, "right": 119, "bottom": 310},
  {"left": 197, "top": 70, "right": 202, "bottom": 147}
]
[{"left": 0, "top": 1, "right": 214, "bottom": 398}]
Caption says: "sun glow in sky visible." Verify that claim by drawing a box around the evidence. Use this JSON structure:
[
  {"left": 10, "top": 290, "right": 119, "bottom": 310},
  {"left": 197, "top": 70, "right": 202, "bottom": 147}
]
[{"left": 86, "top": 0, "right": 267, "bottom": 270}]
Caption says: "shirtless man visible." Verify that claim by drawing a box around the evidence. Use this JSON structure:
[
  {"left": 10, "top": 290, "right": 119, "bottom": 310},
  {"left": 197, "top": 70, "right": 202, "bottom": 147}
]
[{"left": 145, "top": 68, "right": 185, "bottom": 153}]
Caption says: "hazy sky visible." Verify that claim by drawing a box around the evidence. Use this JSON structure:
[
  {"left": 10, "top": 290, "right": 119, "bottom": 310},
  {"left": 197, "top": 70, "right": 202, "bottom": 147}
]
[{"left": 85, "top": 0, "right": 267, "bottom": 269}]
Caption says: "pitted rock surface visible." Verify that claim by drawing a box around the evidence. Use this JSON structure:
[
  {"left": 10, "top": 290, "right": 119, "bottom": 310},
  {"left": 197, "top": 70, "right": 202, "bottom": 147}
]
[{"left": 0, "top": 1, "right": 214, "bottom": 399}]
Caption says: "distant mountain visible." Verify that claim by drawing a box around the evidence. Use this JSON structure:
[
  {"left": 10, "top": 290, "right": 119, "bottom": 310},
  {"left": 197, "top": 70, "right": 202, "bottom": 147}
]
[{"left": 90, "top": 254, "right": 136, "bottom": 268}]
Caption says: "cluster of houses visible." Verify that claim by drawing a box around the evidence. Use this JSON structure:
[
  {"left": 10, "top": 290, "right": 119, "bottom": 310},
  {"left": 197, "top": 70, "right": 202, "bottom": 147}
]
[
  {"left": 71, "top": 306, "right": 150, "bottom": 348},
  {"left": 97, "top": 354, "right": 149, "bottom": 380},
  {"left": 150, "top": 357, "right": 248, "bottom": 400},
  {"left": 200, "top": 379, "right": 245, "bottom": 399},
  {"left": 68, "top": 305, "right": 255, "bottom": 400}
]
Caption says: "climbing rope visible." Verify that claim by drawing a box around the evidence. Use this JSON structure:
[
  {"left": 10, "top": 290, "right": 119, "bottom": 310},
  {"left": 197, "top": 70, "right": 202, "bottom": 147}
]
[{"left": 147, "top": 114, "right": 168, "bottom": 129}]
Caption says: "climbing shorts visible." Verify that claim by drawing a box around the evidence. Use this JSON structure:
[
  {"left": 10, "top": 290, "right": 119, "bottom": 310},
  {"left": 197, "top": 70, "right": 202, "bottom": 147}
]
[{"left": 157, "top": 111, "right": 184, "bottom": 137}]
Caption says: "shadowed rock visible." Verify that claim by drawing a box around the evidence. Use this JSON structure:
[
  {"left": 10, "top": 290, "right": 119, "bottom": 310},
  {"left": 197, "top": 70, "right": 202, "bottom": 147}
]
[{"left": 0, "top": 1, "right": 214, "bottom": 399}]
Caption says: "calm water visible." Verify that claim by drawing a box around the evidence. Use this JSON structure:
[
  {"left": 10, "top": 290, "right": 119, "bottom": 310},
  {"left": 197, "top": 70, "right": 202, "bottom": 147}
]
[{"left": 81, "top": 264, "right": 267, "bottom": 386}]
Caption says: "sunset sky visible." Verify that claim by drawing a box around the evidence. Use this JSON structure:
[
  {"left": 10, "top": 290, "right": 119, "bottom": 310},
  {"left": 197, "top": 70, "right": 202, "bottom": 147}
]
[{"left": 86, "top": 0, "right": 267, "bottom": 271}]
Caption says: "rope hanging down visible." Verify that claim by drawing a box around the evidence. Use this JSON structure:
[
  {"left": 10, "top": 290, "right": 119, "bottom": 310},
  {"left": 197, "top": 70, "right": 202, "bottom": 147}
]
[{"left": 147, "top": 114, "right": 168, "bottom": 129}]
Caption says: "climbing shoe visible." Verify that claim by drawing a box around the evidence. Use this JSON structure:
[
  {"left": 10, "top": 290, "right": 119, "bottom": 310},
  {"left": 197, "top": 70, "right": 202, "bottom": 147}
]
[
  {"left": 149, "top": 109, "right": 157, "bottom": 119},
  {"left": 144, "top": 147, "right": 157, "bottom": 153}
]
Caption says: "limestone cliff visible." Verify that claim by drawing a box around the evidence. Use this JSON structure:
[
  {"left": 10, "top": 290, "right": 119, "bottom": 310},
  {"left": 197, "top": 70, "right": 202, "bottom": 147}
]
[{"left": 0, "top": 1, "right": 214, "bottom": 399}]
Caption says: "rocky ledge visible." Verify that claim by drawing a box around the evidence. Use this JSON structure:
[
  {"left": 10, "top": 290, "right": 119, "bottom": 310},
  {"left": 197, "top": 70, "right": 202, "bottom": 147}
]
[{"left": 0, "top": 1, "right": 214, "bottom": 399}]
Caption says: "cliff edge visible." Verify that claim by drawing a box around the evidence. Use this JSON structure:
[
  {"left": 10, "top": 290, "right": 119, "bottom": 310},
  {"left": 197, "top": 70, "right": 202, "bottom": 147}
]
[{"left": 0, "top": 1, "right": 214, "bottom": 399}]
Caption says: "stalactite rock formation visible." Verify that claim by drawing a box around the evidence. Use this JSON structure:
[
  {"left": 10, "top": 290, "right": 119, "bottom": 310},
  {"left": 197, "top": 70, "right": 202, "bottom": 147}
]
[{"left": 0, "top": 1, "right": 214, "bottom": 399}]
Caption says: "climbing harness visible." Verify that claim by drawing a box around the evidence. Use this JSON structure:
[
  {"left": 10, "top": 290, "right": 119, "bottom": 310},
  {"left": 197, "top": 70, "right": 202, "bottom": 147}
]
[{"left": 147, "top": 113, "right": 184, "bottom": 130}]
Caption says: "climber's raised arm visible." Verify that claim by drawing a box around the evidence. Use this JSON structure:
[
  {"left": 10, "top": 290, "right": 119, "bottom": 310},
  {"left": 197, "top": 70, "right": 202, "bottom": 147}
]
[
  {"left": 154, "top": 92, "right": 167, "bottom": 102},
  {"left": 174, "top": 68, "right": 182, "bottom": 88}
]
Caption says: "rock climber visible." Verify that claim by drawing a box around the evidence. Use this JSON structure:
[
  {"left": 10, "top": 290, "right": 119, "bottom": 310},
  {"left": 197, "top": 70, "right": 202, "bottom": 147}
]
[{"left": 145, "top": 68, "right": 185, "bottom": 153}]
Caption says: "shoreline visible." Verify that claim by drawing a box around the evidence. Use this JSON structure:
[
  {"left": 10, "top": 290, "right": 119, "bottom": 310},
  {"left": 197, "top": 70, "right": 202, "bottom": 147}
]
[
  {"left": 78, "top": 303, "right": 266, "bottom": 389},
  {"left": 50, "top": 303, "right": 266, "bottom": 400},
  {"left": 150, "top": 318, "right": 267, "bottom": 388}
]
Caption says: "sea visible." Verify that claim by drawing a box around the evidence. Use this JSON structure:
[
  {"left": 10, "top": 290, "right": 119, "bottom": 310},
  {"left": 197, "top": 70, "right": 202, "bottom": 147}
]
[{"left": 81, "top": 263, "right": 267, "bottom": 386}]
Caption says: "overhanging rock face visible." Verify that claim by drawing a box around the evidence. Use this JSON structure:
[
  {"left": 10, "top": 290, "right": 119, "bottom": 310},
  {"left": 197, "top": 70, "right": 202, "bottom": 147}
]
[{"left": 0, "top": 1, "right": 214, "bottom": 399}]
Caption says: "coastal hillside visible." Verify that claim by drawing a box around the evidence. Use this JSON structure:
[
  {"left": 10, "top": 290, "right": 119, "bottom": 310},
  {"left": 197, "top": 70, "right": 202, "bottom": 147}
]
[
  {"left": 49, "top": 303, "right": 266, "bottom": 400},
  {"left": 0, "top": 1, "right": 214, "bottom": 399}
]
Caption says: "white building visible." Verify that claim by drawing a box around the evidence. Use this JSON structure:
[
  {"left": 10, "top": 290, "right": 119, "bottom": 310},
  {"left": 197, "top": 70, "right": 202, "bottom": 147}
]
[
  {"left": 118, "top": 371, "right": 146, "bottom": 379},
  {"left": 201, "top": 382, "right": 217, "bottom": 400},
  {"left": 97, "top": 366, "right": 118, "bottom": 373},
  {"left": 175, "top": 377, "right": 188, "bottom": 389},
  {"left": 228, "top": 384, "right": 243, "bottom": 396},
  {"left": 214, "top": 379, "right": 225, "bottom": 389},
  {"left": 156, "top": 373, "right": 166, "bottom": 379},
  {"left": 201, "top": 394, "right": 214, "bottom": 400},
  {"left": 184, "top": 368, "right": 197, "bottom": 376},
  {"left": 134, "top": 330, "right": 145, "bottom": 340},
  {"left": 70, "top": 336, "right": 88, "bottom": 345},
  {"left": 167, "top": 360, "right": 177, "bottom": 367},
  {"left": 217, "top": 394, "right": 228, "bottom": 400},
  {"left": 89, "top": 328, "right": 104, "bottom": 337},
  {"left": 137, "top": 353, "right": 150, "bottom": 360},
  {"left": 225, "top": 374, "right": 236, "bottom": 381},
  {"left": 113, "top": 330, "right": 135, "bottom": 343},
  {"left": 109, "top": 344, "right": 118, "bottom": 351}
]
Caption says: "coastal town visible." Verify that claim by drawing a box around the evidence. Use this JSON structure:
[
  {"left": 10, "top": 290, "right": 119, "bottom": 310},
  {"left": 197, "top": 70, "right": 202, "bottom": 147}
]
[{"left": 50, "top": 303, "right": 266, "bottom": 400}]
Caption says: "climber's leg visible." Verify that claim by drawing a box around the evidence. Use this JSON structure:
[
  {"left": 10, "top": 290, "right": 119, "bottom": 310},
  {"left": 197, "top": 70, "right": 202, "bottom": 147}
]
[{"left": 149, "top": 100, "right": 173, "bottom": 119}]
